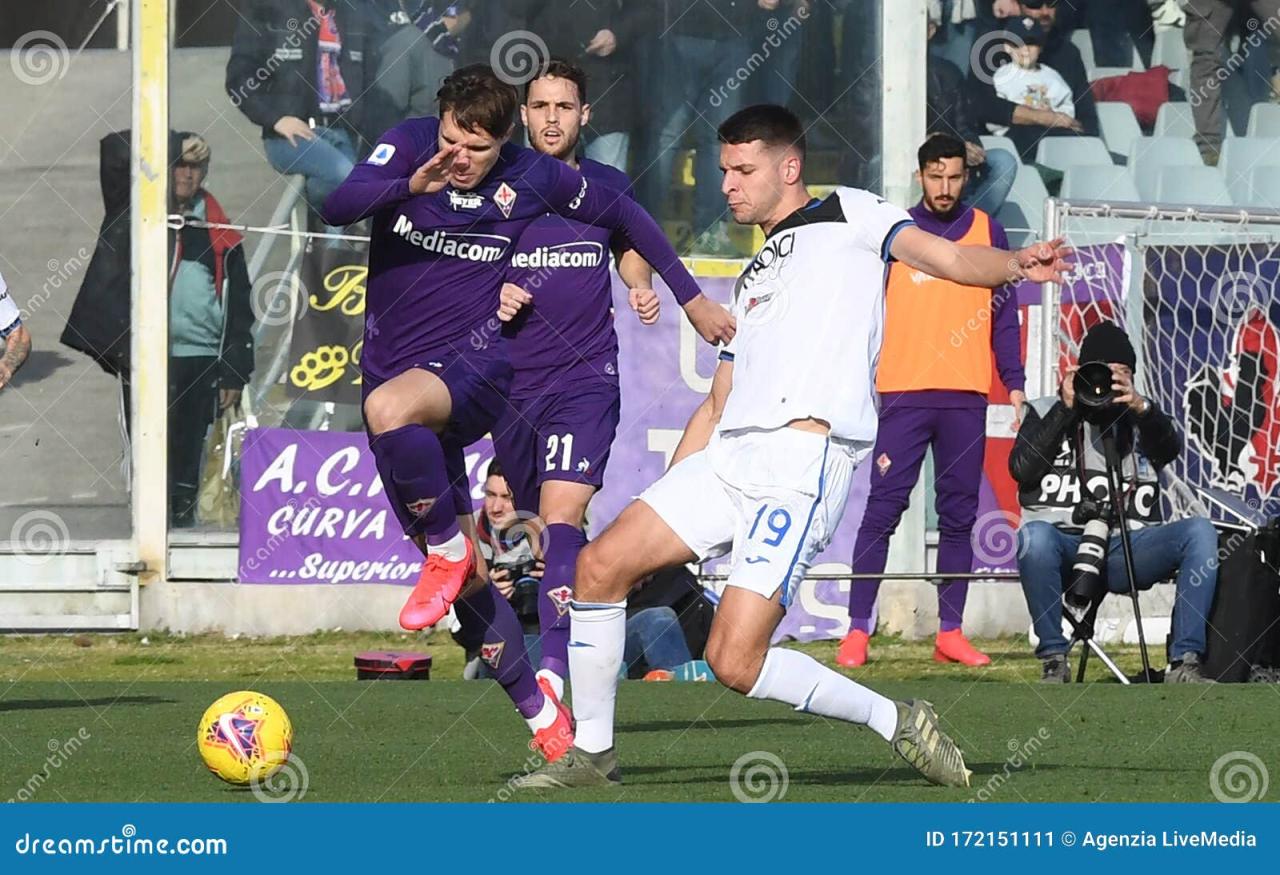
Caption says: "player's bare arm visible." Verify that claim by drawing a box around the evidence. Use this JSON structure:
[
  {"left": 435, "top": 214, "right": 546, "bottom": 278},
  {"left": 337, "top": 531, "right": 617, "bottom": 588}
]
[
  {"left": 0, "top": 323, "right": 31, "bottom": 390},
  {"left": 890, "top": 226, "right": 1073, "bottom": 287},
  {"left": 616, "top": 248, "right": 659, "bottom": 325},
  {"left": 670, "top": 358, "right": 733, "bottom": 466}
]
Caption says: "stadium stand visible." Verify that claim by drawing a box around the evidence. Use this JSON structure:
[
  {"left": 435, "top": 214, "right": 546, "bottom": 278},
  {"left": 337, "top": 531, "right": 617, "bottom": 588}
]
[
  {"left": 1095, "top": 101, "right": 1141, "bottom": 157},
  {"left": 1128, "top": 136, "right": 1204, "bottom": 201},
  {"left": 1035, "top": 136, "right": 1111, "bottom": 170},
  {"left": 1060, "top": 165, "right": 1141, "bottom": 202}
]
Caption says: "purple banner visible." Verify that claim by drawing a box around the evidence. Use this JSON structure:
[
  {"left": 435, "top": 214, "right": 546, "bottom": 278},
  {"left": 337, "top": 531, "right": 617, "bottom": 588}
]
[{"left": 237, "top": 427, "right": 494, "bottom": 585}]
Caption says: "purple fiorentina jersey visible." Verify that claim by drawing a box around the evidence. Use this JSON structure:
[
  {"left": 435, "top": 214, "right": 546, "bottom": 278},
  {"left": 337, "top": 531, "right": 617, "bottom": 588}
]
[
  {"left": 502, "top": 158, "right": 632, "bottom": 399},
  {"left": 322, "top": 116, "right": 702, "bottom": 386}
]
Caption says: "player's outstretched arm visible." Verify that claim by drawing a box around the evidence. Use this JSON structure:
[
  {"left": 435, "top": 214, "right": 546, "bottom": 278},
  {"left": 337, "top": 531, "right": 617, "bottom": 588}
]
[
  {"left": 320, "top": 127, "right": 438, "bottom": 226},
  {"left": 543, "top": 162, "right": 734, "bottom": 344},
  {"left": 889, "top": 226, "right": 1073, "bottom": 288},
  {"left": 671, "top": 358, "right": 733, "bottom": 466}
]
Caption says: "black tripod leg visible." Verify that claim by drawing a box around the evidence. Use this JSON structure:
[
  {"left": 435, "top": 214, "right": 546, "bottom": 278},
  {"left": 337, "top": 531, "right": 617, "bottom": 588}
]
[{"left": 1076, "top": 645, "right": 1090, "bottom": 683}]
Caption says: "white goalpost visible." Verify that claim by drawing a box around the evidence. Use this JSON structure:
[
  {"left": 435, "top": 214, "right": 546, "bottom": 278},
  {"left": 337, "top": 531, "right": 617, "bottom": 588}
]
[{"left": 1042, "top": 199, "right": 1280, "bottom": 527}]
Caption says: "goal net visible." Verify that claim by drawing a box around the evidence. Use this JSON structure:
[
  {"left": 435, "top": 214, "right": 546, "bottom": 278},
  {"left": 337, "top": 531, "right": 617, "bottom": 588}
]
[{"left": 1048, "top": 202, "right": 1280, "bottom": 525}]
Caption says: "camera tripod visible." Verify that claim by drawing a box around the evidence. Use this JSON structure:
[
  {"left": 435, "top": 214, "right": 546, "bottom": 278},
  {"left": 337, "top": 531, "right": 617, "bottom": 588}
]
[{"left": 1062, "top": 428, "right": 1159, "bottom": 683}]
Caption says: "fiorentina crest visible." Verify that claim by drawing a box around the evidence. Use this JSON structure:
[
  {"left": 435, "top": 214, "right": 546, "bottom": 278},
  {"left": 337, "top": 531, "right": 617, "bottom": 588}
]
[
  {"left": 1184, "top": 306, "right": 1280, "bottom": 499},
  {"left": 479, "top": 641, "right": 505, "bottom": 669},
  {"left": 546, "top": 585, "right": 573, "bottom": 617}
]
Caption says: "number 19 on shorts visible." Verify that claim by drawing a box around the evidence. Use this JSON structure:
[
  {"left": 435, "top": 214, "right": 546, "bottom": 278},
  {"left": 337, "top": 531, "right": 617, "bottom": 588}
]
[{"left": 748, "top": 504, "right": 793, "bottom": 553}]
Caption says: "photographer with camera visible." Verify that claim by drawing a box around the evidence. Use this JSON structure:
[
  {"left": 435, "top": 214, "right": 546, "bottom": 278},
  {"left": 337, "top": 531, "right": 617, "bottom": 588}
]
[{"left": 1009, "top": 322, "right": 1219, "bottom": 683}]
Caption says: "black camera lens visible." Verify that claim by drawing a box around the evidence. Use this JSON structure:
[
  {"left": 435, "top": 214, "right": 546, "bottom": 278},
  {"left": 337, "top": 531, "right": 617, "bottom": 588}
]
[
  {"left": 512, "top": 577, "right": 541, "bottom": 622},
  {"left": 1073, "top": 361, "right": 1115, "bottom": 410}
]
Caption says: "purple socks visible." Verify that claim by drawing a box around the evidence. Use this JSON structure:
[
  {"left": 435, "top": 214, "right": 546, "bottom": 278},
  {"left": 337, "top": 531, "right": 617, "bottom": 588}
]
[
  {"left": 455, "top": 582, "right": 543, "bottom": 718},
  {"left": 368, "top": 423, "right": 461, "bottom": 542},
  {"left": 538, "top": 523, "right": 586, "bottom": 680}
]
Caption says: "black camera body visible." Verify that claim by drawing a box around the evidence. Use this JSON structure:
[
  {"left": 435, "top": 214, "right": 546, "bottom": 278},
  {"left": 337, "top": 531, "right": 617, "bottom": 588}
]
[{"left": 493, "top": 554, "right": 540, "bottom": 623}]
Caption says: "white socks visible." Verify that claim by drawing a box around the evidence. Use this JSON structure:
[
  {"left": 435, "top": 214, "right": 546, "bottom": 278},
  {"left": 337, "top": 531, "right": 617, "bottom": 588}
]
[
  {"left": 432, "top": 530, "right": 468, "bottom": 562},
  {"left": 536, "top": 668, "right": 565, "bottom": 701},
  {"left": 524, "top": 692, "right": 559, "bottom": 734},
  {"left": 566, "top": 599, "right": 627, "bottom": 753},
  {"left": 747, "top": 647, "right": 899, "bottom": 742}
]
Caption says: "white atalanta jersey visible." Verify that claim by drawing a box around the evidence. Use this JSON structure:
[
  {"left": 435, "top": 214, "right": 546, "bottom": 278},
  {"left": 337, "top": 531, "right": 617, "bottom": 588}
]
[
  {"left": 0, "top": 271, "right": 20, "bottom": 336},
  {"left": 717, "top": 186, "right": 914, "bottom": 442}
]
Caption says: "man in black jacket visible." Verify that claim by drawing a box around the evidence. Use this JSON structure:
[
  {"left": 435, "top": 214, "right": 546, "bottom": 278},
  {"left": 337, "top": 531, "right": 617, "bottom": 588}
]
[
  {"left": 61, "top": 131, "right": 255, "bottom": 528},
  {"left": 226, "top": 0, "right": 381, "bottom": 217},
  {"left": 1008, "top": 322, "right": 1218, "bottom": 683}
]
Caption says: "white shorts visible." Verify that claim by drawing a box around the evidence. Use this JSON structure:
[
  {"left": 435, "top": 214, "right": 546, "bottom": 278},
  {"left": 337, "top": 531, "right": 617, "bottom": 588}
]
[{"left": 639, "top": 427, "right": 869, "bottom": 606}]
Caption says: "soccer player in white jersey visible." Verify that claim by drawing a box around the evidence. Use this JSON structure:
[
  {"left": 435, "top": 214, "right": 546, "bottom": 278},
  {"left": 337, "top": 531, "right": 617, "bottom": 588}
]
[{"left": 516, "top": 105, "right": 1072, "bottom": 790}]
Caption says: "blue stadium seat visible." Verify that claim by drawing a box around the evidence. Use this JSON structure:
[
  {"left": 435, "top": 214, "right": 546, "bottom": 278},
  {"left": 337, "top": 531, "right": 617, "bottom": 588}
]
[
  {"left": 1154, "top": 101, "right": 1197, "bottom": 138},
  {"left": 1247, "top": 103, "right": 1280, "bottom": 138},
  {"left": 1219, "top": 137, "right": 1280, "bottom": 199},
  {"left": 1153, "top": 165, "right": 1231, "bottom": 206},
  {"left": 1071, "top": 28, "right": 1143, "bottom": 73},
  {"left": 1096, "top": 102, "right": 1142, "bottom": 157},
  {"left": 1060, "top": 165, "right": 1141, "bottom": 202},
  {"left": 1035, "top": 136, "right": 1112, "bottom": 170},
  {"left": 1128, "top": 136, "right": 1203, "bottom": 200},
  {"left": 1089, "top": 66, "right": 1137, "bottom": 83}
]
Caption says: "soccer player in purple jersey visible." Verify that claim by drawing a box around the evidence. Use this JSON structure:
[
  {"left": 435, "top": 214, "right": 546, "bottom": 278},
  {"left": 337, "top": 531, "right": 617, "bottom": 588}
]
[
  {"left": 321, "top": 65, "right": 732, "bottom": 763},
  {"left": 489, "top": 60, "right": 659, "bottom": 705}
]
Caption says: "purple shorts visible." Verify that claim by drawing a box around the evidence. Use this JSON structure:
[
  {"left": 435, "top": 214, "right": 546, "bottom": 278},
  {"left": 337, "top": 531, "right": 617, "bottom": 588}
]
[
  {"left": 491, "top": 381, "right": 621, "bottom": 513},
  {"left": 363, "top": 345, "right": 513, "bottom": 521}
]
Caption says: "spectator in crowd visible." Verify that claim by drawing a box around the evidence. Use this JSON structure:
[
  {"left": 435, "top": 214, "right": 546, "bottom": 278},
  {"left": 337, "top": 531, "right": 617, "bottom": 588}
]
[
  {"left": 624, "top": 566, "right": 716, "bottom": 681},
  {"left": 366, "top": 2, "right": 470, "bottom": 139},
  {"left": 0, "top": 270, "right": 31, "bottom": 392},
  {"left": 166, "top": 133, "right": 255, "bottom": 528},
  {"left": 226, "top": 0, "right": 379, "bottom": 220},
  {"left": 837, "top": 134, "right": 1025, "bottom": 670},
  {"left": 636, "top": 0, "right": 767, "bottom": 256},
  {"left": 1009, "top": 322, "right": 1217, "bottom": 683},
  {"left": 523, "top": 0, "right": 657, "bottom": 171},
  {"left": 61, "top": 131, "right": 254, "bottom": 530},
  {"left": 930, "top": 0, "right": 984, "bottom": 72},
  {"left": 745, "top": 0, "right": 812, "bottom": 109},
  {"left": 1186, "top": 0, "right": 1280, "bottom": 164},
  {"left": 970, "top": 16, "right": 1085, "bottom": 162},
  {"left": 927, "top": 4, "right": 1016, "bottom": 215}
]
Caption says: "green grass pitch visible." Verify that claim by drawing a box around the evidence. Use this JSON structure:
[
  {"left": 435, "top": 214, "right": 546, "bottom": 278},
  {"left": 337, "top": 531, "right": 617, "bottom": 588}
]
[{"left": 1, "top": 633, "right": 1276, "bottom": 802}]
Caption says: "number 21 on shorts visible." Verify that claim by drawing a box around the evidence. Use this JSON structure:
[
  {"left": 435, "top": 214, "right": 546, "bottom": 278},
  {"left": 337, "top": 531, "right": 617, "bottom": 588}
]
[
  {"left": 748, "top": 503, "right": 793, "bottom": 552},
  {"left": 544, "top": 433, "right": 575, "bottom": 472}
]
